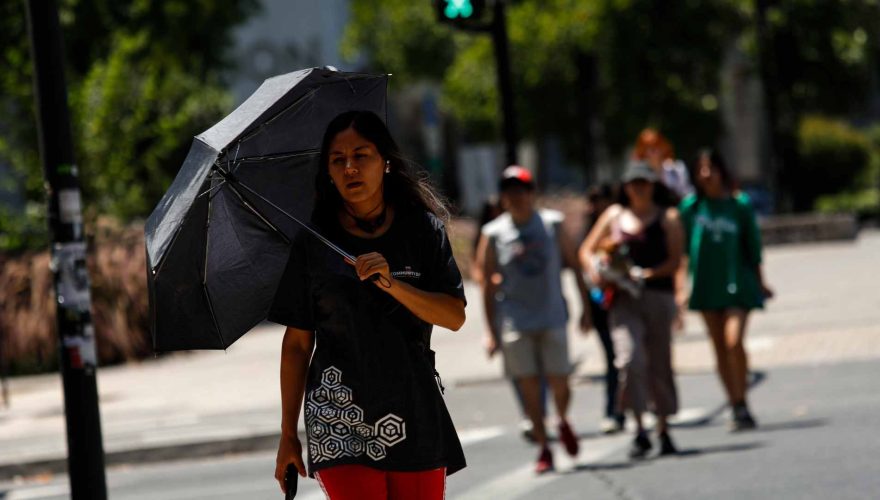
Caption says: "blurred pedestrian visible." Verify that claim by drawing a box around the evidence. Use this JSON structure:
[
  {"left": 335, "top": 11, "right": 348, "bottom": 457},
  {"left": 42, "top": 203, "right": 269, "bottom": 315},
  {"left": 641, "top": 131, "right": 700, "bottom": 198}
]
[
  {"left": 477, "top": 165, "right": 591, "bottom": 474},
  {"left": 678, "top": 148, "right": 774, "bottom": 431},
  {"left": 634, "top": 128, "right": 693, "bottom": 202},
  {"left": 579, "top": 162, "right": 683, "bottom": 459},
  {"left": 584, "top": 184, "right": 626, "bottom": 434},
  {"left": 472, "top": 196, "right": 549, "bottom": 443},
  {"left": 271, "top": 111, "right": 467, "bottom": 499}
]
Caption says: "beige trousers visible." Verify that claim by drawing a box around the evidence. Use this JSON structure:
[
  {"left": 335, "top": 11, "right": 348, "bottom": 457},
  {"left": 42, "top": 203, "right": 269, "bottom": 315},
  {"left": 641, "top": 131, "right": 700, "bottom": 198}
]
[{"left": 609, "top": 289, "right": 679, "bottom": 417}]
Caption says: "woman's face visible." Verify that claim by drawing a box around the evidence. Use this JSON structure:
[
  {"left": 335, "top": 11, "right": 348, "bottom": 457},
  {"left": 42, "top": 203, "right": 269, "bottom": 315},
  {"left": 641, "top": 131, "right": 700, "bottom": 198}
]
[
  {"left": 327, "top": 127, "right": 385, "bottom": 205},
  {"left": 623, "top": 178, "right": 654, "bottom": 205},
  {"left": 645, "top": 144, "right": 664, "bottom": 167},
  {"left": 696, "top": 154, "right": 723, "bottom": 193}
]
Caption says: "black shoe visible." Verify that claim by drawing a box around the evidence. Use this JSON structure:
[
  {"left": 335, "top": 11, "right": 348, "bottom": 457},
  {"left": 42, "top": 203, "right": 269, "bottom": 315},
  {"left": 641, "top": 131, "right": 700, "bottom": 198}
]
[
  {"left": 730, "top": 404, "right": 758, "bottom": 432},
  {"left": 629, "top": 432, "right": 652, "bottom": 459},
  {"left": 658, "top": 432, "right": 678, "bottom": 456},
  {"left": 519, "top": 419, "right": 538, "bottom": 443}
]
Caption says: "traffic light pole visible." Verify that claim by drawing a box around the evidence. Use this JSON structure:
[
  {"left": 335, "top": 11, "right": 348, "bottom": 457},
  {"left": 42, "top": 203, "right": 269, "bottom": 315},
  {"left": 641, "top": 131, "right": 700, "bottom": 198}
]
[
  {"left": 490, "top": 0, "right": 518, "bottom": 166},
  {"left": 25, "top": 1, "right": 108, "bottom": 499},
  {"left": 438, "top": 0, "right": 518, "bottom": 166}
]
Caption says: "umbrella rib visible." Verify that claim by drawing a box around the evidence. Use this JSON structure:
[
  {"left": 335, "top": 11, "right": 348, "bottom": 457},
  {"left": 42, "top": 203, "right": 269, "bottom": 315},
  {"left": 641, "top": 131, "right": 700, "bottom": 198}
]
[
  {"left": 202, "top": 187, "right": 227, "bottom": 349},
  {"left": 230, "top": 72, "right": 385, "bottom": 149},
  {"left": 202, "top": 283, "right": 227, "bottom": 350},
  {"left": 226, "top": 175, "right": 354, "bottom": 262},
  {"left": 196, "top": 171, "right": 227, "bottom": 199},
  {"left": 230, "top": 149, "right": 320, "bottom": 165},
  {"left": 235, "top": 87, "right": 320, "bottom": 146},
  {"left": 223, "top": 181, "right": 292, "bottom": 246},
  {"left": 196, "top": 180, "right": 226, "bottom": 199}
]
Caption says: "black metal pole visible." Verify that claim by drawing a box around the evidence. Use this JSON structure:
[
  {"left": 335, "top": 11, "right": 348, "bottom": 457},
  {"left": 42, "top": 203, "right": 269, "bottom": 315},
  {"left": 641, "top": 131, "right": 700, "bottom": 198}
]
[
  {"left": 490, "top": 0, "right": 518, "bottom": 166},
  {"left": 24, "top": 1, "right": 108, "bottom": 499},
  {"left": 754, "top": 0, "right": 785, "bottom": 211}
]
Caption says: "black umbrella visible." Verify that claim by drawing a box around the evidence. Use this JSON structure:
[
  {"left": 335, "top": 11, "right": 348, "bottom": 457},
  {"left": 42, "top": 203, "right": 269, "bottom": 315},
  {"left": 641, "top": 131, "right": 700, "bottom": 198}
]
[{"left": 145, "top": 67, "right": 388, "bottom": 352}]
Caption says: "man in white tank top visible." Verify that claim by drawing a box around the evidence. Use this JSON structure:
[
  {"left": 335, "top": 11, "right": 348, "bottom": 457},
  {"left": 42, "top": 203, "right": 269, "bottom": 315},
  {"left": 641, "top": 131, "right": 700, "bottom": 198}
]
[{"left": 477, "top": 166, "right": 591, "bottom": 474}]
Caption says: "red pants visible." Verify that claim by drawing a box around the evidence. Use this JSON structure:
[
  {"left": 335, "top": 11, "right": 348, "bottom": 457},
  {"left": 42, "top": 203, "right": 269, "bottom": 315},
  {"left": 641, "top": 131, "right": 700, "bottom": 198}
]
[{"left": 315, "top": 464, "right": 446, "bottom": 500}]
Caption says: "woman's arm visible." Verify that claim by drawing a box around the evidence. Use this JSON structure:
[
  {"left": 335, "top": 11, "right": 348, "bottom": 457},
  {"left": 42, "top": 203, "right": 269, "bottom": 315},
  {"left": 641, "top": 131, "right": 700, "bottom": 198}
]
[
  {"left": 477, "top": 232, "right": 501, "bottom": 357},
  {"left": 739, "top": 196, "right": 774, "bottom": 299},
  {"left": 557, "top": 225, "right": 591, "bottom": 332},
  {"left": 675, "top": 255, "right": 690, "bottom": 307},
  {"left": 756, "top": 264, "right": 774, "bottom": 299},
  {"left": 578, "top": 204, "right": 619, "bottom": 283},
  {"left": 352, "top": 253, "right": 466, "bottom": 331},
  {"left": 275, "top": 326, "right": 314, "bottom": 489},
  {"left": 471, "top": 233, "right": 488, "bottom": 285},
  {"left": 642, "top": 207, "right": 684, "bottom": 280}
]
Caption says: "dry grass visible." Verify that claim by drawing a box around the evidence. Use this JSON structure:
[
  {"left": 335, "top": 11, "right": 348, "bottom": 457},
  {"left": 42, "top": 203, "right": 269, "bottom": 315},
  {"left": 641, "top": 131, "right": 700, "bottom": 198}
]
[
  {"left": 0, "top": 217, "right": 151, "bottom": 375},
  {"left": 0, "top": 193, "right": 590, "bottom": 375}
]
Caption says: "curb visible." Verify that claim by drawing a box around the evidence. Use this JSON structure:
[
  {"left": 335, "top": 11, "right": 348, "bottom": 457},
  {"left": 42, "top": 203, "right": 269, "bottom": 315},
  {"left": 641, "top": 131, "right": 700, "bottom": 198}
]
[
  {"left": 0, "top": 430, "right": 308, "bottom": 482},
  {"left": 0, "top": 368, "right": 740, "bottom": 481}
]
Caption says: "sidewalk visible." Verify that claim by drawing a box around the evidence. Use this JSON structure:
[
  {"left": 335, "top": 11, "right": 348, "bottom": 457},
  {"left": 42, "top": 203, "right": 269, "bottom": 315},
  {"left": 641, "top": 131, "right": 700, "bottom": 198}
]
[{"left": 2, "top": 231, "right": 879, "bottom": 480}]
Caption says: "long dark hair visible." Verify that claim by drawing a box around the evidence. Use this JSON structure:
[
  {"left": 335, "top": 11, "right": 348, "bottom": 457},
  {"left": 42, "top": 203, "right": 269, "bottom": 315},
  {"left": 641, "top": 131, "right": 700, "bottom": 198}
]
[
  {"left": 693, "top": 148, "right": 738, "bottom": 199},
  {"left": 314, "top": 111, "right": 449, "bottom": 228}
]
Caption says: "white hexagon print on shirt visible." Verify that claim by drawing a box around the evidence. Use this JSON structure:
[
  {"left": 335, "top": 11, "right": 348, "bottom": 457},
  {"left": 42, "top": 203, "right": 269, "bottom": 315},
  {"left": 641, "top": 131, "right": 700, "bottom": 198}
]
[{"left": 305, "top": 366, "right": 407, "bottom": 463}]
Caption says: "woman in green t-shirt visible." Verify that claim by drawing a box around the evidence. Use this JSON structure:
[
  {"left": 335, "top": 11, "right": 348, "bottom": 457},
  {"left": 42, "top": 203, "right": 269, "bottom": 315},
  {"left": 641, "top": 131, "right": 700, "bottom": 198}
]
[{"left": 678, "top": 149, "right": 774, "bottom": 431}]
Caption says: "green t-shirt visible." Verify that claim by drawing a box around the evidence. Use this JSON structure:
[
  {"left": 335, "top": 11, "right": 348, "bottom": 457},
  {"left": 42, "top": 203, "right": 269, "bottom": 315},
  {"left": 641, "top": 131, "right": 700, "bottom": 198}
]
[{"left": 679, "top": 192, "right": 764, "bottom": 310}]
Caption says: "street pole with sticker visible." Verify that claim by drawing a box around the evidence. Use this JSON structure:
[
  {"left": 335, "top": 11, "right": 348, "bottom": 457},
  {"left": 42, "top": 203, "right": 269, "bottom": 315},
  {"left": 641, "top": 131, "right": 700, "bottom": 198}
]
[{"left": 25, "top": 1, "right": 108, "bottom": 498}]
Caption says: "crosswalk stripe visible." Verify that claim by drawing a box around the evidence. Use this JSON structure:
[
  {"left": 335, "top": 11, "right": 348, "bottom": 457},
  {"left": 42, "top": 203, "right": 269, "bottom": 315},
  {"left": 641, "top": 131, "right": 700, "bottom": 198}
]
[
  {"left": 453, "top": 434, "right": 631, "bottom": 500},
  {"left": 452, "top": 407, "right": 713, "bottom": 500},
  {"left": 4, "top": 484, "right": 69, "bottom": 500}
]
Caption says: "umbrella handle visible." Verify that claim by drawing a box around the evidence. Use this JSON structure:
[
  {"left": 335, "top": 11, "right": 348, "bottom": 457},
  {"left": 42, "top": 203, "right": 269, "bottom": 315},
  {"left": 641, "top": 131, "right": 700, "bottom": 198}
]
[
  {"left": 343, "top": 254, "right": 389, "bottom": 287},
  {"left": 370, "top": 273, "right": 391, "bottom": 288}
]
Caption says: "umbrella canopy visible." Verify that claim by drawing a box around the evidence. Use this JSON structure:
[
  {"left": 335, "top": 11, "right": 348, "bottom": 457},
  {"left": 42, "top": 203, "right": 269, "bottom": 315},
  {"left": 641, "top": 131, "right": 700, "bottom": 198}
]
[{"left": 145, "top": 67, "right": 387, "bottom": 351}]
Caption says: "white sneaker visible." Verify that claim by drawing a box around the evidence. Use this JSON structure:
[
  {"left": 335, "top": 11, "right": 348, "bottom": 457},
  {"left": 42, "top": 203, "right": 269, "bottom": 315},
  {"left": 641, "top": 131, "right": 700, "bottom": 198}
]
[{"left": 599, "top": 416, "right": 624, "bottom": 434}]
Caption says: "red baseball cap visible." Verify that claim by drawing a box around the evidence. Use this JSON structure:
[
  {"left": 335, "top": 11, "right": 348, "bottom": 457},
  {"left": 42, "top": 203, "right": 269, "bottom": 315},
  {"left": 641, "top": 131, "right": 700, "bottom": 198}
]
[{"left": 499, "top": 165, "right": 535, "bottom": 190}]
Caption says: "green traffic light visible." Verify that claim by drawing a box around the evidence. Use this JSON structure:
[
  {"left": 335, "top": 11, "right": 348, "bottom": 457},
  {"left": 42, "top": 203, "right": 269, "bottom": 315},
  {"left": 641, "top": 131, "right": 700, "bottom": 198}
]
[{"left": 444, "top": 0, "right": 474, "bottom": 19}]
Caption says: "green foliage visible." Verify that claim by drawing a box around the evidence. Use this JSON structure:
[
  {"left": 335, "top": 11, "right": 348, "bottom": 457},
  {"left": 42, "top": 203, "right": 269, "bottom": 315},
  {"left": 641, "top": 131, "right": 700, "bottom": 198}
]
[
  {"left": 0, "top": 0, "right": 259, "bottom": 252},
  {"left": 590, "top": 0, "right": 743, "bottom": 156},
  {"left": 815, "top": 188, "right": 879, "bottom": 220},
  {"left": 343, "top": 0, "right": 741, "bottom": 162},
  {"left": 0, "top": 203, "right": 46, "bottom": 252},
  {"left": 342, "top": 0, "right": 458, "bottom": 81},
  {"left": 343, "top": 0, "right": 880, "bottom": 193},
  {"left": 761, "top": 0, "right": 880, "bottom": 120},
  {"left": 797, "top": 115, "right": 871, "bottom": 210},
  {"left": 69, "top": 32, "right": 232, "bottom": 220},
  {"left": 864, "top": 124, "right": 880, "bottom": 186}
]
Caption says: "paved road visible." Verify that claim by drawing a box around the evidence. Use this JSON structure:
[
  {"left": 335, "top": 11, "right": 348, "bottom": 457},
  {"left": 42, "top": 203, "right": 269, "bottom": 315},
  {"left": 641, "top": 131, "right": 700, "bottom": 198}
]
[
  {"left": 3, "top": 360, "right": 880, "bottom": 499},
  {"left": 1, "top": 232, "right": 877, "bottom": 497}
]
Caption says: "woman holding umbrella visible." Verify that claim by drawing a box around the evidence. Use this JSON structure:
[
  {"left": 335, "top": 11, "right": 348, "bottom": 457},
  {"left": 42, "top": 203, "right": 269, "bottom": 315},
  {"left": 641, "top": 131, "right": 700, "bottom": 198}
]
[{"left": 270, "top": 111, "right": 467, "bottom": 499}]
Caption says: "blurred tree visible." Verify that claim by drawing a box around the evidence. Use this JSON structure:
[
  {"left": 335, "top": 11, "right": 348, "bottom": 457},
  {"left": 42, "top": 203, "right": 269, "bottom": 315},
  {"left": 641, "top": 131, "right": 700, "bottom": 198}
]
[
  {"left": 0, "top": 0, "right": 259, "bottom": 251},
  {"left": 797, "top": 115, "right": 871, "bottom": 209},
  {"left": 343, "top": 0, "right": 742, "bottom": 163},
  {"left": 69, "top": 32, "right": 232, "bottom": 220},
  {"left": 343, "top": 0, "right": 880, "bottom": 198},
  {"left": 750, "top": 0, "right": 880, "bottom": 211},
  {"left": 757, "top": 0, "right": 880, "bottom": 118}
]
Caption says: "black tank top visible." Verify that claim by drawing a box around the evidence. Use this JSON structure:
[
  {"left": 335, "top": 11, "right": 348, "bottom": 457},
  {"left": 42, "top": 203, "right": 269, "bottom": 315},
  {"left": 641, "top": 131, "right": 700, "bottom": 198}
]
[{"left": 620, "top": 214, "right": 674, "bottom": 292}]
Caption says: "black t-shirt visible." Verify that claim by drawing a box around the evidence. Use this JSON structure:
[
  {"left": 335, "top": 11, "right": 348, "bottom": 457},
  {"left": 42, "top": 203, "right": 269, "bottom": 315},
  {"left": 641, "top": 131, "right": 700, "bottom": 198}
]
[{"left": 268, "top": 209, "right": 467, "bottom": 476}]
